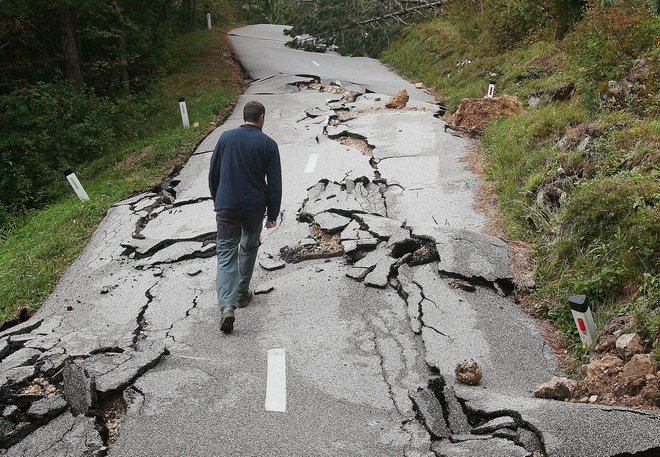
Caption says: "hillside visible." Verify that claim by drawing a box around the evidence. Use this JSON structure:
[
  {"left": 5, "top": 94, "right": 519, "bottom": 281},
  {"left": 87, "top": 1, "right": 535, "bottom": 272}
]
[{"left": 383, "top": 0, "right": 659, "bottom": 404}]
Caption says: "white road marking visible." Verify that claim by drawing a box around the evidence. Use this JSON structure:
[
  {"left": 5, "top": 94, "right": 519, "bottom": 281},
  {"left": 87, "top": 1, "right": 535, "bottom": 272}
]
[
  {"left": 312, "top": 60, "right": 320, "bottom": 67},
  {"left": 304, "top": 153, "right": 320, "bottom": 174},
  {"left": 265, "top": 348, "right": 287, "bottom": 412}
]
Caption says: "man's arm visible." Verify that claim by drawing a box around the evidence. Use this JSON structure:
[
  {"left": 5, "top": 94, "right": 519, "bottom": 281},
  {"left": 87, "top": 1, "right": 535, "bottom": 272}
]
[
  {"left": 208, "top": 137, "right": 223, "bottom": 202},
  {"left": 265, "top": 141, "right": 282, "bottom": 225}
]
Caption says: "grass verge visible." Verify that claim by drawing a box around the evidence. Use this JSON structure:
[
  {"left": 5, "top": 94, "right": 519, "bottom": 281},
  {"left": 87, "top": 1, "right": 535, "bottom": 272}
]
[
  {"left": 0, "top": 28, "right": 244, "bottom": 323},
  {"left": 383, "top": 12, "right": 659, "bottom": 363}
]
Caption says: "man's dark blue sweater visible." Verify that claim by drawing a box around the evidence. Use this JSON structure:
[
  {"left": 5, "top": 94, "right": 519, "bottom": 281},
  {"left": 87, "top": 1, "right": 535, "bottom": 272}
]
[{"left": 208, "top": 124, "right": 282, "bottom": 221}]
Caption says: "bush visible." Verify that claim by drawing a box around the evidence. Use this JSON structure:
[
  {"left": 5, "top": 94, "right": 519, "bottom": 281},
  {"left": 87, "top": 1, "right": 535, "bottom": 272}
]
[
  {"left": 0, "top": 82, "right": 116, "bottom": 214},
  {"left": 480, "top": 0, "right": 548, "bottom": 50},
  {"left": 565, "top": 1, "right": 659, "bottom": 83},
  {"left": 539, "top": 175, "right": 659, "bottom": 305}
]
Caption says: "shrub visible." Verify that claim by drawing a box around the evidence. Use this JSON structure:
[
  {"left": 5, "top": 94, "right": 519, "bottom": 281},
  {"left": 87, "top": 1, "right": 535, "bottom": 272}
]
[
  {"left": 0, "top": 82, "right": 116, "bottom": 214},
  {"left": 565, "top": 0, "right": 659, "bottom": 83},
  {"left": 481, "top": 0, "right": 548, "bottom": 50}
]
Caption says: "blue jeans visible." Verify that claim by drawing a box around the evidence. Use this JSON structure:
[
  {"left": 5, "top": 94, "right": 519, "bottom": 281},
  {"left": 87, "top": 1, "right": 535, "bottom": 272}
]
[{"left": 215, "top": 210, "right": 263, "bottom": 309}]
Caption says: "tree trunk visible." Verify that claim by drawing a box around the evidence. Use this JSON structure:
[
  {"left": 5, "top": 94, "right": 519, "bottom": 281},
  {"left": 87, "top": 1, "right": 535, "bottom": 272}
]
[
  {"left": 183, "top": 0, "right": 193, "bottom": 31},
  {"left": 112, "top": 1, "right": 130, "bottom": 91},
  {"left": 236, "top": 0, "right": 243, "bottom": 22},
  {"left": 59, "top": 4, "right": 83, "bottom": 89},
  {"left": 156, "top": 0, "right": 173, "bottom": 28}
]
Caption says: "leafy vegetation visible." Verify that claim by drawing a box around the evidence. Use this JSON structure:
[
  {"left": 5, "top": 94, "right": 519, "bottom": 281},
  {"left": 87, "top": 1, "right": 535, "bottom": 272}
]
[
  {"left": 0, "top": 27, "right": 243, "bottom": 322},
  {"left": 278, "top": 0, "right": 444, "bottom": 57},
  {"left": 383, "top": 0, "right": 659, "bottom": 358},
  {"left": 0, "top": 0, "right": 236, "bottom": 224}
]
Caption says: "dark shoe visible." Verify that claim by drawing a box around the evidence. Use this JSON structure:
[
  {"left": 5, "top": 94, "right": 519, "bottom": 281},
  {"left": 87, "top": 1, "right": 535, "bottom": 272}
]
[
  {"left": 236, "top": 291, "right": 253, "bottom": 308},
  {"left": 220, "top": 307, "right": 235, "bottom": 334}
]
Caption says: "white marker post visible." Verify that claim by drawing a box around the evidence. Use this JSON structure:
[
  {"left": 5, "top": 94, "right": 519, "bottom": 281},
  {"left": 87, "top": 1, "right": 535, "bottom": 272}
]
[
  {"left": 486, "top": 80, "right": 496, "bottom": 98},
  {"left": 206, "top": 12, "right": 212, "bottom": 30},
  {"left": 569, "top": 295, "right": 597, "bottom": 346},
  {"left": 179, "top": 97, "right": 190, "bottom": 128},
  {"left": 65, "top": 170, "right": 90, "bottom": 202}
]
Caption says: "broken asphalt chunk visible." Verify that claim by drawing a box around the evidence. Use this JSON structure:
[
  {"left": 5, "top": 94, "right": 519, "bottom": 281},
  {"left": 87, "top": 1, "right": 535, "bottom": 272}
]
[
  {"left": 443, "top": 385, "right": 471, "bottom": 436},
  {"left": 2, "top": 405, "right": 18, "bottom": 419},
  {"left": 0, "top": 348, "right": 41, "bottom": 371},
  {"left": 121, "top": 200, "right": 216, "bottom": 256},
  {"left": 63, "top": 362, "right": 98, "bottom": 416},
  {"left": 4, "top": 411, "right": 105, "bottom": 457},
  {"left": 355, "top": 214, "right": 404, "bottom": 240},
  {"left": 432, "top": 437, "right": 531, "bottom": 457},
  {"left": 472, "top": 416, "right": 517, "bottom": 435},
  {"left": 84, "top": 343, "right": 168, "bottom": 394},
  {"left": 313, "top": 212, "right": 351, "bottom": 233},
  {"left": 0, "top": 319, "right": 44, "bottom": 341},
  {"left": 27, "top": 395, "right": 67, "bottom": 420},
  {"left": 412, "top": 226, "right": 512, "bottom": 287},
  {"left": 408, "top": 386, "right": 450, "bottom": 439},
  {"left": 0, "top": 365, "right": 37, "bottom": 388},
  {"left": 300, "top": 178, "right": 387, "bottom": 219},
  {"left": 435, "top": 228, "right": 511, "bottom": 284},
  {"left": 255, "top": 284, "right": 275, "bottom": 295},
  {"left": 0, "top": 338, "right": 10, "bottom": 359},
  {"left": 259, "top": 258, "right": 286, "bottom": 271}
]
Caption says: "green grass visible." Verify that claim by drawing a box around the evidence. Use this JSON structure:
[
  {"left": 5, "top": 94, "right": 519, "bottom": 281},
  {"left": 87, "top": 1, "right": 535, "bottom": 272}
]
[
  {"left": 383, "top": 13, "right": 659, "bottom": 360},
  {"left": 0, "top": 28, "right": 243, "bottom": 323}
]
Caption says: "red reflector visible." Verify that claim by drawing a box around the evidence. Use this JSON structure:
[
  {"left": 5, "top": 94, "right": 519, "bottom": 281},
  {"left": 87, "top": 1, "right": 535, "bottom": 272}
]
[{"left": 577, "top": 318, "right": 586, "bottom": 332}]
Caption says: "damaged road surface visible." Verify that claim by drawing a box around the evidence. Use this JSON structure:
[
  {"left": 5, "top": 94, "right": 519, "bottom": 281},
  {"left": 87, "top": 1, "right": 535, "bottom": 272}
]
[{"left": 2, "top": 24, "right": 659, "bottom": 457}]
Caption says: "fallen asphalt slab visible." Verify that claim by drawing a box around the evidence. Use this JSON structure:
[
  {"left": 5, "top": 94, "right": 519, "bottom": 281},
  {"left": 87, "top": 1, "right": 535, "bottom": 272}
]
[{"left": 1, "top": 24, "right": 659, "bottom": 457}]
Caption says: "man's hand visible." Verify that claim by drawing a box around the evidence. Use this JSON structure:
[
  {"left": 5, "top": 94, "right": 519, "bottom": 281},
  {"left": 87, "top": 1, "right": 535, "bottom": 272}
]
[{"left": 265, "top": 220, "right": 277, "bottom": 229}]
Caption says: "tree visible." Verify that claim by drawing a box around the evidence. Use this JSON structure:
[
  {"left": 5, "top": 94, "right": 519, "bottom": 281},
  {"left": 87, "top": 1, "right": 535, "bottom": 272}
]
[
  {"left": 58, "top": 2, "right": 83, "bottom": 89},
  {"left": 282, "top": 0, "right": 444, "bottom": 57}
]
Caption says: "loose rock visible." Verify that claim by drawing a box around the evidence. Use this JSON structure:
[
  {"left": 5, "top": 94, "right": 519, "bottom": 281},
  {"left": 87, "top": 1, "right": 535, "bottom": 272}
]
[
  {"left": 615, "top": 333, "right": 645, "bottom": 360},
  {"left": 621, "top": 354, "right": 657, "bottom": 380},
  {"left": 455, "top": 358, "right": 483, "bottom": 385},
  {"left": 385, "top": 89, "right": 409, "bottom": 109},
  {"left": 585, "top": 355, "right": 623, "bottom": 380},
  {"left": 533, "top": 377, "right": 575, "bottom": 401}
]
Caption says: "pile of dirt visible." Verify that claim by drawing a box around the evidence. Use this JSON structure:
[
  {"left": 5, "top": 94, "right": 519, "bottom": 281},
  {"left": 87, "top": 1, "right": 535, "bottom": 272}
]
[
  {"left": 570, "top": 316, "right": 659, "bottom": 410},
  {"left": 448, "top": 95, "right": 524, "bottom": 135},
  {"left": 279, "top": 225, "right": 343, "bottom": 263},
  {"left": 306, "top": 82, "right": 360, "bottom": 102},
  {"left": 534, "top": 314, "right": 659, "bottom": 410}
]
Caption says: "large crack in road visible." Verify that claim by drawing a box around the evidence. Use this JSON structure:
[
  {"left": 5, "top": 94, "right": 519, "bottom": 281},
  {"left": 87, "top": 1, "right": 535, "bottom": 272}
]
[{"left": 1, "top": 24, "right": 659, "bottom": 457}]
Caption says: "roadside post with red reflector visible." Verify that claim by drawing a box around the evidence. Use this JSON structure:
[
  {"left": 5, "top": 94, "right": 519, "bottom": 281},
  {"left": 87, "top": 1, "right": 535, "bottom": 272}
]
[
  {"left": 569, "top": 295, "right": 596, "bottom": 346},
  {"left": 486, "top": 81, "right": 496, "bottom": 98}
]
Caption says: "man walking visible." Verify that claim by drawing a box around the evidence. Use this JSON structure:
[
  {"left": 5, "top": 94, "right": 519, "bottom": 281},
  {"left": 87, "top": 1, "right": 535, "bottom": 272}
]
[{"left": 208, "top": 101, "right": 282, "bottom": 334}]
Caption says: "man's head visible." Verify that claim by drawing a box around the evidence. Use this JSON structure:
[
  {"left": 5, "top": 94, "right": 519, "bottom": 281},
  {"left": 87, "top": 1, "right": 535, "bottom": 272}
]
[{"left": 243, "top": 101, "right": 265, "bottom": 128}]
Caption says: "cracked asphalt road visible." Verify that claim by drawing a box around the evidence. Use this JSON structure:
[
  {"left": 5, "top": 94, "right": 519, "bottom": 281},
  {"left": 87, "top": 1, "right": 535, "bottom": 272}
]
[{"left": 2, "top": 24, "right": 659, "bottom": 457}]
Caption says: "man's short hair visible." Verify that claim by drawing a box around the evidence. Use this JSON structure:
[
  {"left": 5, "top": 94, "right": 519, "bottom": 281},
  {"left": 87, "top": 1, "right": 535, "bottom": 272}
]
[{"left": 243, "top": 101, "right": 265, "bottom": 122}]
